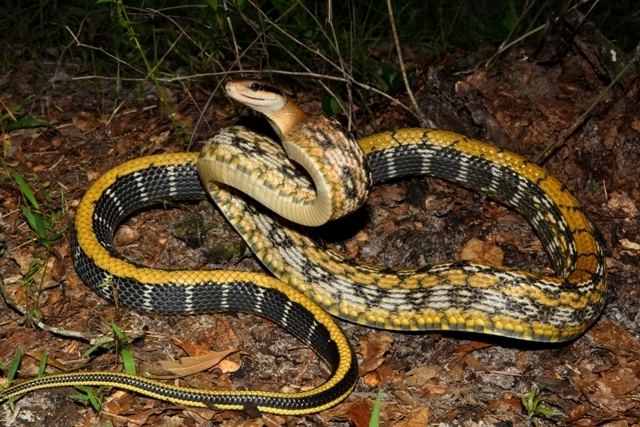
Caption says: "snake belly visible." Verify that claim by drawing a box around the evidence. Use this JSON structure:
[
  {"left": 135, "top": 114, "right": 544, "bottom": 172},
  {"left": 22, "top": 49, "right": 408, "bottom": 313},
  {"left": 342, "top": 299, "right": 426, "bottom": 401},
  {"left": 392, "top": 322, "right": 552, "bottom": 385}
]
[{"left": 0, "top": 127, "right": 606, "bottom": 414}]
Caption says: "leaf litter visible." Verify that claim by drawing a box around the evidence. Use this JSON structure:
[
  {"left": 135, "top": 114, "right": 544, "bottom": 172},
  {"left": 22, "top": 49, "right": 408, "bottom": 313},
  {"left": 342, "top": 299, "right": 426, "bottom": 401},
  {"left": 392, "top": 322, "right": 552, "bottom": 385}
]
[{"left": 1, "top": 27, "right": 640, "bottom": 427}]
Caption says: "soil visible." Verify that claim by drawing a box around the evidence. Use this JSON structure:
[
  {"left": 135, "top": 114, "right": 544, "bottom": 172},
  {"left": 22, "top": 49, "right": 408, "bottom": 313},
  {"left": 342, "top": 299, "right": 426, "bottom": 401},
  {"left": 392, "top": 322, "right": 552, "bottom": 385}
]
[{"left": 1, "top": 28, "right": 639, "bottom": 427}]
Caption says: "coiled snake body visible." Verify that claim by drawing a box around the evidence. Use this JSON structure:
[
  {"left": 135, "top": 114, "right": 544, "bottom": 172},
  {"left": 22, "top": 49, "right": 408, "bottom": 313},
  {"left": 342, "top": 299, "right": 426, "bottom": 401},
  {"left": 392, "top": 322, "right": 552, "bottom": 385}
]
[{"left": 0, "top": 80, "right": 606, "bottom": 414}]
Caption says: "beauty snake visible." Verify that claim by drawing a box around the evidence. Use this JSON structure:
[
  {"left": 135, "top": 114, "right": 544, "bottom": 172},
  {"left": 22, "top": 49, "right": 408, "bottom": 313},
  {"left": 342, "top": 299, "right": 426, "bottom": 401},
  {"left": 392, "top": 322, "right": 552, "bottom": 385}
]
[{"left": 0, "top": 80, "right": 606, "bottom": 415}]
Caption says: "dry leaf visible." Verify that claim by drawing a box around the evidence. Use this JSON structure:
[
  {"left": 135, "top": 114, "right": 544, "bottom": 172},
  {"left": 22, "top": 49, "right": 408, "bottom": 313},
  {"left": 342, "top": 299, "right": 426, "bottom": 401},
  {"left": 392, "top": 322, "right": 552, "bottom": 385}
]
[
  {"left": 172, "top": 336, "right": 212, "bottom": 357},
  {"left": 72, "top": 111, "right": 99, "bottom": 132},
  {"left": 380, "top": 184, "right": 406, "bottom": 204},
  {"left": 455, "top": 341, "right": 492, "bottom": 354},
  {"left": 405, "top": 366, "right": 439, "bottom": 387},
  {"left": 218, "top": 358, "right": 241, "bottom": 374},
  {"left": 620, "top": 238, "right": 640, "bottom": 251},
  {"left": 358, "top": 332, "right": 393, "bottom": 375},
  {"left": 345, "top": 399, "right": 373, "bottom": 427},
  {"left": 588, "top": 319, "right": 640, "bottom": 357},
  {"left": 362, "top": 371, "right": 381, "bottom": 387},
  {"left": 462, "top": 354, "right": 484, "bottom": 372},
  {"left": 459, "top": 237, "right": 504, "bottom": 265},
  {"left": 605, "top": 191, "right": 639, "bottom": 217},
  {"left": 114, "top": 224, "right": 140, "bottom": 246},
  {"left": 159, "top": 348, "right": 237, "bottom": 377},
  {"left": 392, "top": 407, "right": 430, "bottom": 427}
]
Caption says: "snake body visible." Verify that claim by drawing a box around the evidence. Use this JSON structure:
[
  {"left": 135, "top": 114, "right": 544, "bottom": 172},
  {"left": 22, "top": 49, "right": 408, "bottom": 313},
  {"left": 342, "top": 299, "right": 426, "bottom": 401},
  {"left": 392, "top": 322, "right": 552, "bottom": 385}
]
[{"left": 0, "top": 81, "right": 606, "bottom": 414}]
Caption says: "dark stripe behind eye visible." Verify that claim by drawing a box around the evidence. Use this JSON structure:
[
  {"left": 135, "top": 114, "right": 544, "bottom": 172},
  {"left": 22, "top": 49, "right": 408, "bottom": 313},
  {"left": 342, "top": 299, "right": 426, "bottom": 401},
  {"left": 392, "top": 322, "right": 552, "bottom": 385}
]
[{"left": 251, "top": 82, "right": 283, "bottom": 95}]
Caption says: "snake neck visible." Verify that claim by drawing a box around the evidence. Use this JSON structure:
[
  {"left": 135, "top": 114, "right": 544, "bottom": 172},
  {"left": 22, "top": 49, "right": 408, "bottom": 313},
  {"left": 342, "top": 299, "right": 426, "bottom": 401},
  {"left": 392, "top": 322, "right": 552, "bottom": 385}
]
[{"left": 268, "top": 99, "right": 308, "bottom": 139}]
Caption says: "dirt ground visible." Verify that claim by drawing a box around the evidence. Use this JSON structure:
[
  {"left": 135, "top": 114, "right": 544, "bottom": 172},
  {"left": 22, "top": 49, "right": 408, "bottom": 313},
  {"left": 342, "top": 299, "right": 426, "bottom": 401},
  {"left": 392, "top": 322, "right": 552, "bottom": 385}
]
[{"left": 1, "top": 28, "right": 639, "bottom": 427}]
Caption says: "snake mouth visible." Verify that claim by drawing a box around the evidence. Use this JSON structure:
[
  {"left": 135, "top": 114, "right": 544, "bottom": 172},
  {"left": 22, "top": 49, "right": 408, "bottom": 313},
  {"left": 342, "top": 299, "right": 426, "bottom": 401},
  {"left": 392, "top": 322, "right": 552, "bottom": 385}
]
[{"left": 226, "top": 80, "right": 286, "bottom": 107}]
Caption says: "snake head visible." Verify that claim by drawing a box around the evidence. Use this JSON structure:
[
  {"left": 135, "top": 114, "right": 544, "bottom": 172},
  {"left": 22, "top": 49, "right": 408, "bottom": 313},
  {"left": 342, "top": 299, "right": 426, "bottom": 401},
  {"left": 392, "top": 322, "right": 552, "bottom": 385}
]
[
  {"left": 225, "top": 80, "right": 307, "bottom": 137},
  {"left": 225, "top": 80, "right": 286, "bottom": 111}
]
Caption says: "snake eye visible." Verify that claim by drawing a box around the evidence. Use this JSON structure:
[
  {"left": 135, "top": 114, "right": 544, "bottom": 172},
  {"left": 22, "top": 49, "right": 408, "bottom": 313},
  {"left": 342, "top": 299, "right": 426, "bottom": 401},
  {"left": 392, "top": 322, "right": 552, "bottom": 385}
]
[{"left": 249, "top": 82, "right": 283, "bottom": 96}]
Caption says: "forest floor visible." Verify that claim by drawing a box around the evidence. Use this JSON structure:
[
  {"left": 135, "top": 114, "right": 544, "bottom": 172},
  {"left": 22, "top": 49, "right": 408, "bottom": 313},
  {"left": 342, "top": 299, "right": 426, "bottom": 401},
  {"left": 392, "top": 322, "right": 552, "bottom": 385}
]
[{"left": 1, "top": 27, "right": 639, "bottom": 427}]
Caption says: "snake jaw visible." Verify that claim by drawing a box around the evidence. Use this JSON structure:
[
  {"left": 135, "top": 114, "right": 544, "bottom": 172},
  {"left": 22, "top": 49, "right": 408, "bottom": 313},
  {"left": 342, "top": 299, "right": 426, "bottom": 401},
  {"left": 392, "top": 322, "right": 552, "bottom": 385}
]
[{"left": 225, "top": 79, "right": 307, "bottom": 138}]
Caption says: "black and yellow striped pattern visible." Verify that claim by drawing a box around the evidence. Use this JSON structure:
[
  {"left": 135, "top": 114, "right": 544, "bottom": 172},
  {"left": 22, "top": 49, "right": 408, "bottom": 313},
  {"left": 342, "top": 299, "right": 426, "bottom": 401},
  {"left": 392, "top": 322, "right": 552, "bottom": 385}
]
[{"left": 0, "top": 127, "right": 606, "bottom": 413}]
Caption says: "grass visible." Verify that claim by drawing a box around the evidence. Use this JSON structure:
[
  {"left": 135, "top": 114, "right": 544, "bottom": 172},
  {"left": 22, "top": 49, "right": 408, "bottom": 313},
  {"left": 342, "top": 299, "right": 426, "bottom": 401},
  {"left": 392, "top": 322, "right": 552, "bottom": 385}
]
[
  {"left": 67, "top": 322, "right": 136, "bottom": 414},
  {"left": 1, "top": 156, "right": 67, "bottom": 325},
  {"left": 520, "top": 385, "right": 565, "bottom": 420},
  {"left": 10, "top": 171, "right": 65, "bottom": 248},
  {"left": 70, "top": 385, "right": 104, "bottom": 412},
  {"left": 369, "top": 389, "right": 383, "bottom": 427}
]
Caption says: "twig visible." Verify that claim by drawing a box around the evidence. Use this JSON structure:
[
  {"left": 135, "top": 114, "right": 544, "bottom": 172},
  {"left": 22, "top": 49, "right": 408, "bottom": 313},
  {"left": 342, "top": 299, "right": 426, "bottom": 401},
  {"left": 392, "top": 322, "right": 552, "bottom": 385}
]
[
  {"left": 69, "top": 68, "right": 417, "bottom": 118},
  {"left": 63, "top": 3, "right": 418, "bottom": 125},
  {"left": 385, "top": 0, "right": 427, "bottom": 126},
  {"left": 65, "top": 26, "right": 144, "bottom": 75},
  {"left": 319, "top": 0, "right": 355, "bottom": 127},
  {"left": 483, "top": 23, "right": 547, "bottom": 69},
  {"left": 223, "top": 0, "right": 243, "bottom": 71},
  {"left": 225, "top": 2, "right": 418, "bottom": 120},
  {"left": 187, "top": 1, "right": 303, "bottom": 148},
  {"left": 0, "top": 276, "right": 142, "bottom": 346},
  {"left": 235, "top": 2, "right": 344, "bottom": 114},
  {"left": 484, "top": 0, "right": 539, "bottom": 68},
  {"left": 483, "top": 0, "right": 595, "bottom": 69},
  {"left": 130, "top": 6, "right": 225, "bottom": 70},
  {"left": 535, "top": 45, "right": 640, "bottom": 163}
]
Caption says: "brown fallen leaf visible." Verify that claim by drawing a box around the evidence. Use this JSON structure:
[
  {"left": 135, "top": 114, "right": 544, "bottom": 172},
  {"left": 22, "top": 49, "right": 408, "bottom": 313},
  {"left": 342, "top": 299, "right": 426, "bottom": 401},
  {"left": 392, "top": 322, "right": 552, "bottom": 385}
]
[
  {"left": 102, "top": 391, "right": 135, "bottom": 418},
  {"left": 572, "top": 363, "right": 637, "bottom": 414},
  {"left": 114, "top": 224, "right": 140, "bottom": 246},
  {"left": 392, "top": 407, "right": 430, "bottom": 427},
  {"left": 405, "top": 366, "right": 439, "bottom": 387},
  {"left": 566, "top": 405, "right": 591, "bottom": 424},
  {"left": 462, "top": 353, "right": 484, "bottom": 372},
  {"left": 172, "top": 336, "right": 212, "bottom": 357},
  {"left": 600, "top": 366, "right": 639, "bottom": 396},
  {"left": 101, "top": 406, "right": 156, "bottom": 426},
  {"left": 459, "top": 236, "right": 504, "bottom": 265},
  {"left": 620, "top": 238, "right": 640, "bottom": 251},
  {"left": 25, "top": 350, "right": 75, "bottom": 372},
  {"left": 346, "top": 399, "right": 374, "bottom": 427},
  {"left": 157, "top": 348, "right": 238, "bottom": 377},
  {"left": 358, "top": 332, "right": 393, "bottom": 375},
  {"left": 605, "top": 191, "right": 639, "bottom": 218},
  {"left": 218, "top": 358, "right": 241, "bottom": 374},
  {"left": 362, "top": 371, "right": 381, "bottom": 387},
  {"left": 184, "top": 407, "right": 218, "bottom": 424},
  {"left": 380, "top": 184, "right": 406, "bottom": 205},
  {"left": 72, "top": 111, "right": 100, "bottom": 132},
  {"left": 455, "top": 340, "right": 493, "bottom": 354},
  {"left": 213, "top": 316, "right": 241, "bottom": 349},
  {"left": 588, "top": 319, "right": 640, "bottom": 357}
]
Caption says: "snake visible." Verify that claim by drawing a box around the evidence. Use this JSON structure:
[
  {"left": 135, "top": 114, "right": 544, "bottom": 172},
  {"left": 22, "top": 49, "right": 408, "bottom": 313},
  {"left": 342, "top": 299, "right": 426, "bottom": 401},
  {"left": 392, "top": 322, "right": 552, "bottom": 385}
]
[{"left": 0, "top": 80, "right": 606, "bottom": 415}]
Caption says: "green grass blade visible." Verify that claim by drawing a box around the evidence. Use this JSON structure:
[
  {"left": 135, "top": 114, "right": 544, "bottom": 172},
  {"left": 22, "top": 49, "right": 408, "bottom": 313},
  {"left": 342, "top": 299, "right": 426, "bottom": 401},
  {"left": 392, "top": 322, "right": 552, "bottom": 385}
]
[
  {"left": 71, "top": 386, "right": 102, "bottom": 412},
  {"left": 11, "top": 172, "right": 39, "bottom": 209},
  {"left": 37, "top": 351, "right": 49, "bottom": 377},
  {"left": 120, "top": 347, "right": 136, "bottom": 375},
  {"left": 111, "top": 322, "right": 136, "bottom": 375},
  {"left": 7, "top": 349, "right": 23, "bottom": 382},
  {"left": 369, "top": 389, "right": 383, "bottom": 427},
  {"left": 20, "top": 205, "right": 49, "bottom": 241},
  {"left": 3, "top": 118, "right": 50, "bottom": 131}
]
